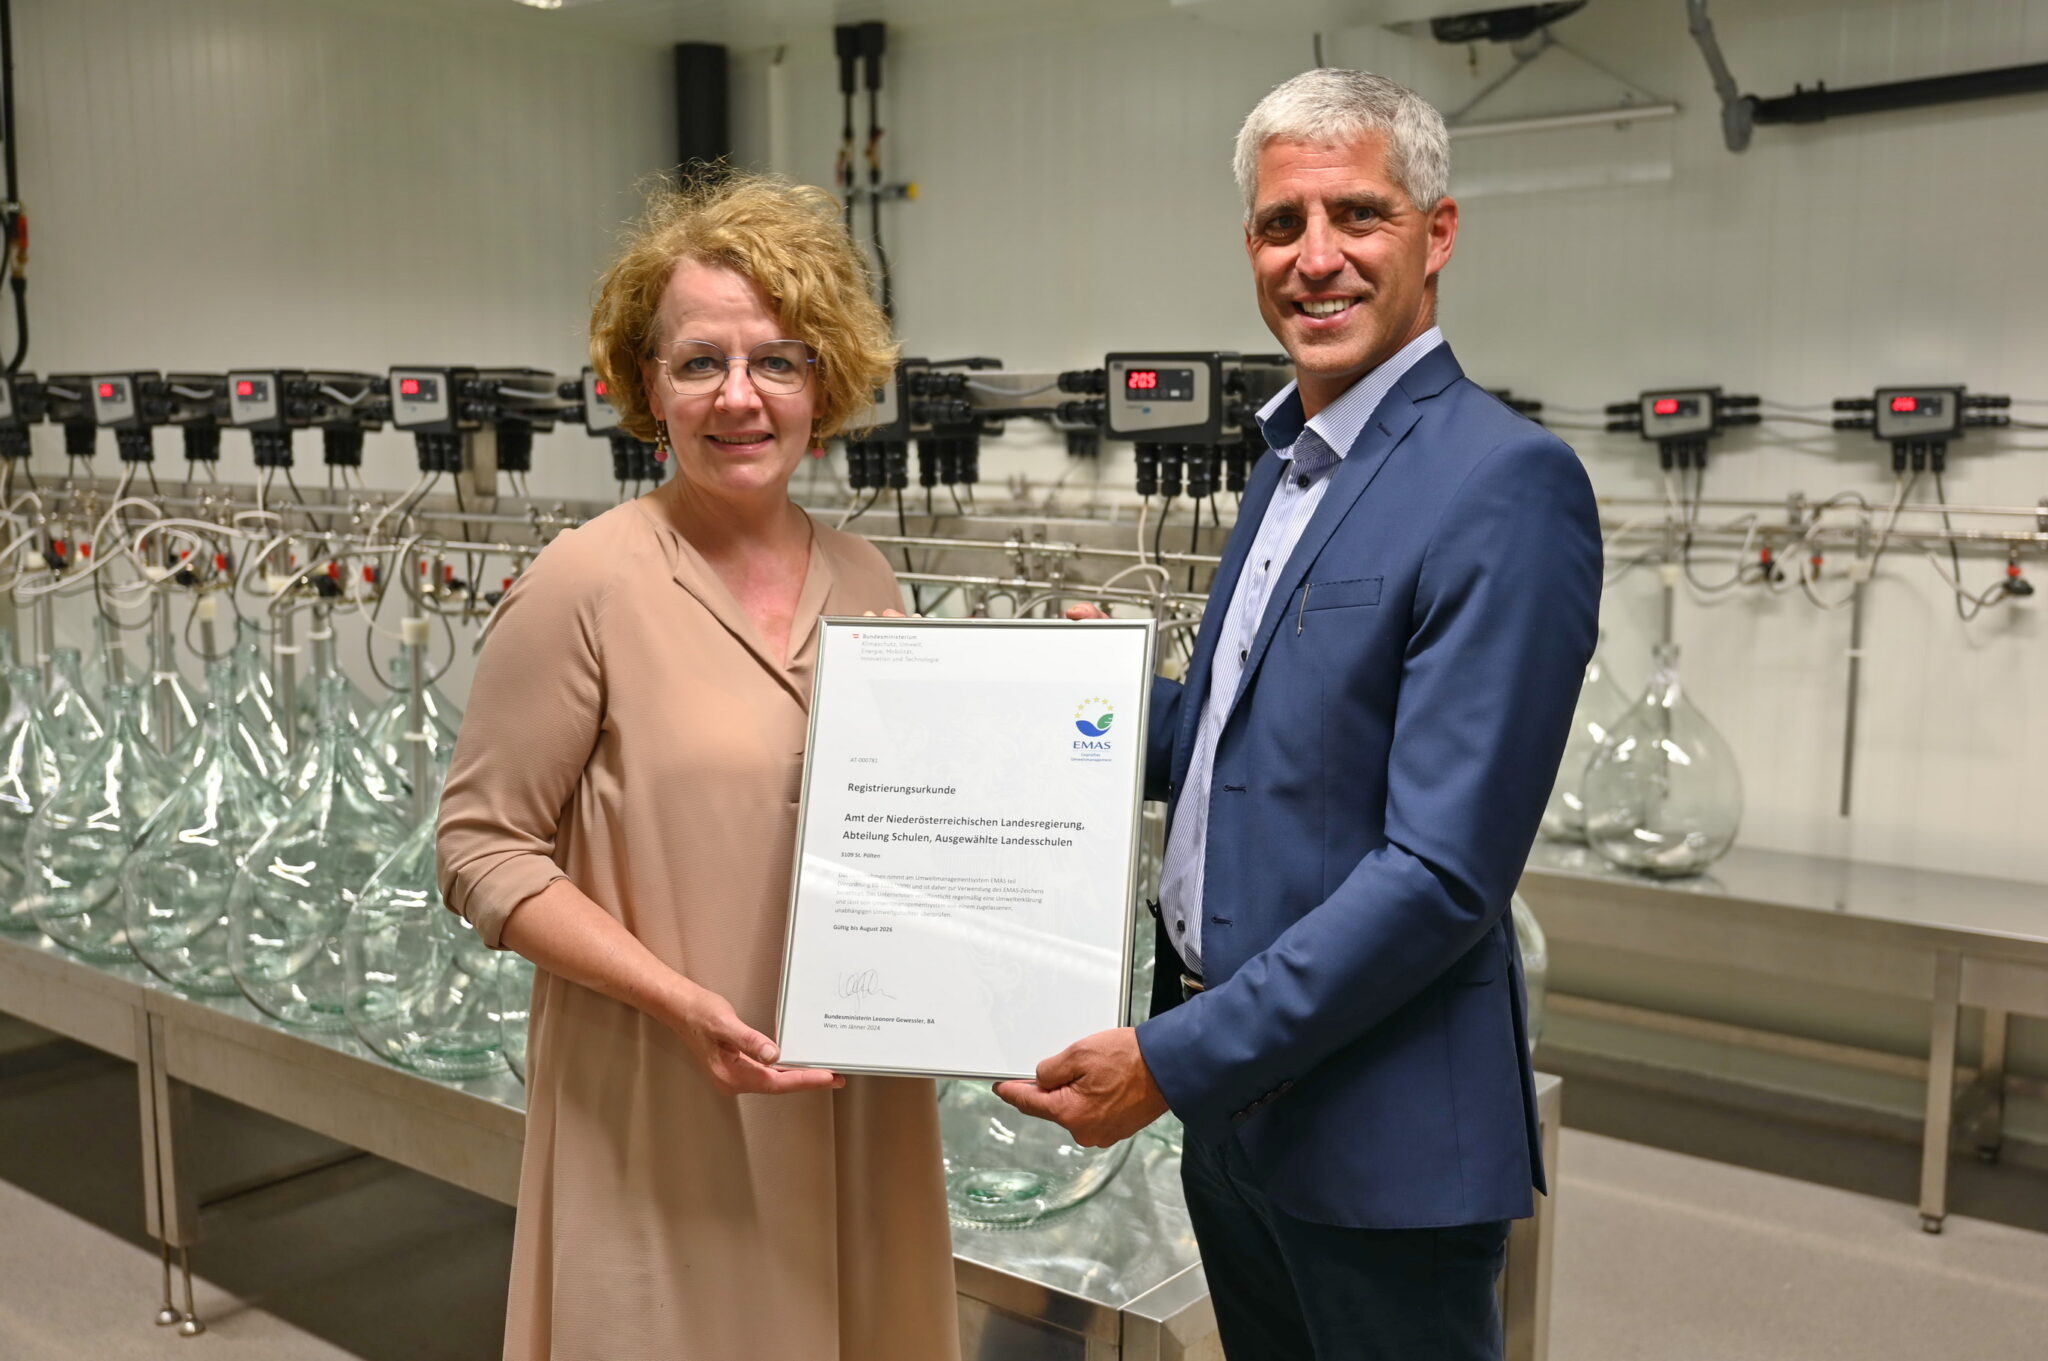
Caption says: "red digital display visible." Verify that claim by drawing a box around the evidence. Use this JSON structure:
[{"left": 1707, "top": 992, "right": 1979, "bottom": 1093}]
[
  {"left": 1127, "top": 370, "right": 1159, "bottom": 392},
  {"left": 235, "top": 380, "right": 256, "bottom": 397},
  {"left": 98, "top": 382, "right": 118, "bottom": 400},
  {"left": 1652, "top": 397, "right": 1681, "bottom": 416},
  {"left": 1890, "top": 395, "right": 1919, "bottom": 413},
  {"left": 399, "top": 378, "right": 421, "bottom": 397},
  {"left": 594, "top": 379, "right": 608, "bottom": 397}
]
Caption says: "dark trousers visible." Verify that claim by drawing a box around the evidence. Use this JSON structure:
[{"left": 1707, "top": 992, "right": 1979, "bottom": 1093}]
[{"left": 1181, "top": 1129, "right": 1509, "bottom": 1361}]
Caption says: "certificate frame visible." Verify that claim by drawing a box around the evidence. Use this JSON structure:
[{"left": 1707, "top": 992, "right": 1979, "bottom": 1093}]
[{"left": 774, "top": 615, "right": 1156, "bottom": 1081}]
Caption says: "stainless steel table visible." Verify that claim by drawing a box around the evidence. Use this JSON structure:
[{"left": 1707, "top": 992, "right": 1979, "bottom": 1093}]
[
  {"left": 0, "top": 927, "right": 1559, "bottom": 1357},
  {"left": 1522, "top": 840, "right": 2048, "bottom": 1232}
]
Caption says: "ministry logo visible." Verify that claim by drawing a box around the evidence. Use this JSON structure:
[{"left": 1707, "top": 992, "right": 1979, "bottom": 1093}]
[{"left": 1071, "top": 698, "right": 1115, "bottom": 762}]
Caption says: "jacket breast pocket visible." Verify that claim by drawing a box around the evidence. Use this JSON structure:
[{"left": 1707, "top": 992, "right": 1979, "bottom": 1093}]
[{"left": 1301, "top": 576, "right": 1383, "bottom": 612}]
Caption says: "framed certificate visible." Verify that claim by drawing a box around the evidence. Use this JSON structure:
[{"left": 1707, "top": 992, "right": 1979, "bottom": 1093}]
[{"left": 775, "top": 616, "right": 1155, "bottom": 1080}]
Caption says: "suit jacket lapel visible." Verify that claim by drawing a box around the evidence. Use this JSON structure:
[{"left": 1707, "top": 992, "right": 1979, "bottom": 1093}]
[
  {"left": 1228, "top": 383, "right": 1426, "bottom": 715},
  {"left": 1172, "top": 448, "right": 1283, "bottom": 795}
]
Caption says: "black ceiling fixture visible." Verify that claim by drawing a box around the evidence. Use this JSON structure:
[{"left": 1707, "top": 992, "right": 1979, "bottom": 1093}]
[{"left": 1429, "top": 3, "right": 1588, "bottom": 46}]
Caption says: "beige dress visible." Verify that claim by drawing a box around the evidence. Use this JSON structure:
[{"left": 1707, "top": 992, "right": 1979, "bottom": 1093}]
[{"left": 437, "top": 498, "right": 959, "bottom": 1361}]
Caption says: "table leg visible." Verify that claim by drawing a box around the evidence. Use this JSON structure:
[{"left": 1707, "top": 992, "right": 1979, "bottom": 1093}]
[
  {"left": 1918, "top": 952, "right": 1962, "bottom": 1234},
  {"left": 135, "top": 1012, "right": 181, "bottom": 1329},
  {"left": 143, "top": 1013, "right": 206, "bottom": 1336},
  {"left": 1973, "top": 1008, "right": 2009, "bottom": 1164}
]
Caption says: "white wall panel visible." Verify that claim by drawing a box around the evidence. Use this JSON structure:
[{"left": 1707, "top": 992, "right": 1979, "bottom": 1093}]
[
  {"left": 11, "top": 0, "right": 672, "bottom": 501},
  {"left": 739, "top": 0, "right": 2048, "bottom": 885},
  {"left": 10, "top": 0, "right": 2048, "bottom": 885}
]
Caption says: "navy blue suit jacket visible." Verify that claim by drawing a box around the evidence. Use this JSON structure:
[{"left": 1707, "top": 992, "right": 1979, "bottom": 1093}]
[{"left": 1132, "top": 343, "right": 1600, "bottom": 1230}]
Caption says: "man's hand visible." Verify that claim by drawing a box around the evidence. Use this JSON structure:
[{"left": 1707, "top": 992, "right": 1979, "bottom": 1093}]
[
  {"left": 1065, "top": 602, "right": 1109, "bottom": 621},
  {"left": 993, "top": 1027, "right": 1169, "bottom": 1147}
]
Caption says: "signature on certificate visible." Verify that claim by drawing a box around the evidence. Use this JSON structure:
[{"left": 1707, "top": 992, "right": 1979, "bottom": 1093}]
[{"left": 833, "top": 969, "right": 897, "bottom": 1006}]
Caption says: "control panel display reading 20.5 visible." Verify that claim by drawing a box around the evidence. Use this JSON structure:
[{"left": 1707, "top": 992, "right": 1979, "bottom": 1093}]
[{"left": 1124, "top": 368, "right": 1195, "bottom": 402}]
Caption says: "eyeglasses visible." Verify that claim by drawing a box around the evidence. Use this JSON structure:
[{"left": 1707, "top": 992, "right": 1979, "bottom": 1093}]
[{"left": 655, "top": 339, "right": 816, "bottom": 397}]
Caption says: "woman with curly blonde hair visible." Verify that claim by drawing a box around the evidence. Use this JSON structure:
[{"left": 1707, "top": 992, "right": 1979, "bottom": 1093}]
[{"left": 438, "top": 172, "right": 958, "bottom": 1361}]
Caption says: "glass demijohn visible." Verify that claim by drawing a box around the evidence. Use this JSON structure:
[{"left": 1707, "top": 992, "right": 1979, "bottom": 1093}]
[
  {"left": 27, "top": 683, "right": 179, "bottom": 958},
  {"left": 364, "top": 654, "right": 461, "bottom": 778},
  {"left": 0, "top": 668, "right": 63, "bottom": 931},
  {"left": 124, "top": 663, "right": 292, "bottom": 995},
  {"left": 42, "top": 647, "right": 106, "bottom": 756},
  {"left": 231, "top": 623, "right": 291, "bottom": 758},
  {"left": 938, "top": 1079, "right": 1134, "bottom": 1228},
  {"left": 1539, "top": 638, "right": 1629, "bottom": 843},
  {"left": 342, "top": 819, "right": 506, "bottom": 1079},
  {"left": 228, "top": 674, "right": 408, "bottom": 1028},
  {"left": 1580, "top": 642, "right": 1743, "bottom": 877}
]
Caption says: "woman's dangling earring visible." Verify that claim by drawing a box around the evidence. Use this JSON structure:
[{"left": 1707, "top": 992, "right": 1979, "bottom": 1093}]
[{"left": 654, "top": 419, "right": 672, "bottom": 465}]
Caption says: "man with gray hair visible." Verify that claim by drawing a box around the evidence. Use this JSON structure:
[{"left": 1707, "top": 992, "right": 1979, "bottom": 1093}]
[{"left": 1000, "top": 68, "right": 1600, "bottom": 1359}]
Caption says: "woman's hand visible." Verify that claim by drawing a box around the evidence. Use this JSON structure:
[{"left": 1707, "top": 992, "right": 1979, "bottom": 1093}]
[
  {"left": 673, "top": 985, "right": 845, "bottom": 1096},
  {"left": 1065, "top": 602, "right": 1109, "bottom": 620}
]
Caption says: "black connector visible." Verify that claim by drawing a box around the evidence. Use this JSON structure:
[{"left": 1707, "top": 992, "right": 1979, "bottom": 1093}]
[
  {"left": 116, "top": 429, "right": 155, "bottom": 464},
  {"left": 1135, "top": 443, "right": 1160, "bottom": 498},
  {"left": 856, "top": 21, "right": 886, "bottom": 91},
  {"left": 415, "top": 431, "right": 463, "bottom": 474},
  {"left": 252, "top": 430, "right": 294, "bottom": 469},
  {"left": 323, "top": 428, "right": 364, "bottom": 467},
  {"left": 1159, "top": 445, "right": 1185, "bottom": 499},
  {"left": 182, "top": 426, "right": 221, "bottom": 463},
  {"left": 496, "top": 423, "right": 534, "bottom": 474},
  {"left": 833, "top": 25, "right": 860, "bottom": 96},
  {"left": 1059, "top": 369, "right": 1107, "bottom": 395}
]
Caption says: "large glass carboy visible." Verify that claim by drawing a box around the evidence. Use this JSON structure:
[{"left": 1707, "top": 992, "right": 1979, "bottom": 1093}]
[
  {"left": 1580, "top": 642, "right": 1743, "bottom": 877},
  {"left": 342, "top": 818, "right": 505, "bottom": 1079},
  {"left": 124, "top": 663, "right": 291, "bottom": 994},
  {"left": 140, "top": 627, "right": 202, "bottom": 755},
  {"left": 231, "top": 619, "right": 290, "bottom": 758},
  {"left": 228, "top": 674, "right": 408, "bottom": 1028},
  {"left": 27, "top": 683, "right": 179, "bottom": 958},
  {"left": 0, "top": 668, "right": 63, "bottom": 931},
  {"left": 938, "top": 1079, "right": 1134, "bottom": 1228},
  {"left": 364, "top": 655, "right": 461, "bottom": 777},
  {"left": 42, "top": 647, "right": 107, "bottom": 756},
  {"left": 1540, "top": 639, "right": 1629, "bottom": 843}
]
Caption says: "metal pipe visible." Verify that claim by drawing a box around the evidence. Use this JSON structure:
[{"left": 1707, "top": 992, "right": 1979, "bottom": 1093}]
[
  {"left": 1685, "top": 0, "right": 1755, "bottom": 151},
  {"left": 1752, "top": 60, "right": 2048, "bottom": 128},
  {"left": 151, "top": 591, "right": 175, "bottom": 743},
  {"left": 404, "top": 615, "right": 430, "bottom": 820},
  {"left": 274, "top": 607, "right": 297, "bottom": 757},
  {"left": 1840, "top": 577, "right": 1866, "bottom": 817}
]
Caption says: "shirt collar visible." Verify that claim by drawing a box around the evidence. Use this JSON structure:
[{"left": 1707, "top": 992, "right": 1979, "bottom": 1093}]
[{"left": 1255, "top": 326, "right": 1445, "bottom": 462}]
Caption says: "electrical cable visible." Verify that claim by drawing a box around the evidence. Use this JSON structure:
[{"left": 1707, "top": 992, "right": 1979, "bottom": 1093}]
[
  {"left": 0, "top": 0, "right": 25, "bottom": 375},
  {"left": 964, "top": 378, "right": 1062, "bottom": 399},
  {"left": 1930, "top": 468, "right": 2012, "bottom": 621},
  {"left": 894, "top": 487, "right": 921, "bottom": 612},
  {"left": 866, "top": 83, "right": 894, "bottom": 321}
]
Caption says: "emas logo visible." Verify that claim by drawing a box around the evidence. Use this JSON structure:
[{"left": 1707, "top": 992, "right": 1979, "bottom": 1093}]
[{"left": 1072, "top": 698, "right": 1115, "bottom": 762}]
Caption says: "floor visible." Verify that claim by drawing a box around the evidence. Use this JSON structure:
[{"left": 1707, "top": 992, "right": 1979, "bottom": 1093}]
[{"left": 5, "top": 1038, "right": 2048, "bottom": 1360}]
